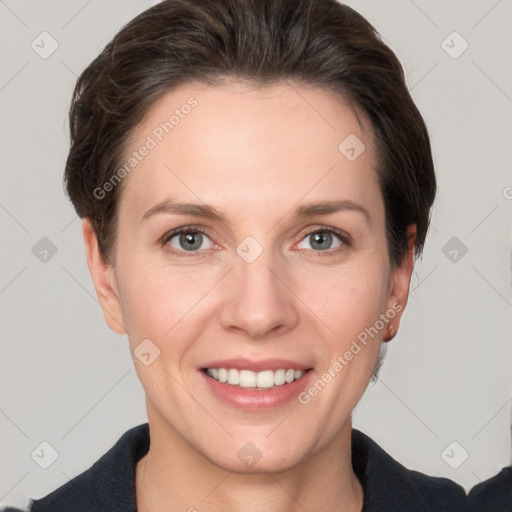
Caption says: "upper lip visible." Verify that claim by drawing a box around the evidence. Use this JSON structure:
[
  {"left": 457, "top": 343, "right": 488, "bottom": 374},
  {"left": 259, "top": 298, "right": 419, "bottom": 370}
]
[{"left": 200, "top": 358, "right": 313, "bottom": 372}]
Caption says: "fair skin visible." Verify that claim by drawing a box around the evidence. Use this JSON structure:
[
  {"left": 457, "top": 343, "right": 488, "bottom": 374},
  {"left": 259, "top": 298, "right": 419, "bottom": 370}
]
[{"left": 83, "top": 80, "right": 416, "bottom": 512}]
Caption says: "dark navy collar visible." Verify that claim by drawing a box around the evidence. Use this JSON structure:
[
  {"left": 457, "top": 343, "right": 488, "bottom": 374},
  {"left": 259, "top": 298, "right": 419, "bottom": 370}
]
[
  {"left": 31, "top": 424, "right": 150, "bottom": 512},
  {"left": 29, "top": 423, "right": 467, "bottom": 512},
  {"left": 466, "top": 466, "right": 512, "bottom": 511},
  {"left": 351, "top": 429, "right": 466, "bottom": 511}
]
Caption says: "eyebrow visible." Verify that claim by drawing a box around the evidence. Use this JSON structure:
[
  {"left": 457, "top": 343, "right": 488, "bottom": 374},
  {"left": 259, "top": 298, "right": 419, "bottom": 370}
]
[
  {"left": 141, "top": 198, "right": 371, "bottom": 226},
  {"left": 296, "top": 200, "right": 371, "bottom": 226}
]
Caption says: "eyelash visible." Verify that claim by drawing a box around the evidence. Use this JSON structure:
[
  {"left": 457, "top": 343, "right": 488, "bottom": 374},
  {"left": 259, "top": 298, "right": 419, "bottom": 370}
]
[{"left": 161, "top": 225, "right": 351, "bottom": 258}]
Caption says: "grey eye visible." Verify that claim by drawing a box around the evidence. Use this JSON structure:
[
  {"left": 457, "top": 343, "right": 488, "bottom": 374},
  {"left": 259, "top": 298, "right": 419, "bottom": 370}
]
[
  {"left": 298, "top": 231, "right": 343, "bottom": 251},
  {"left": 166, "top": 231, "right": 214, "bottom": 252}
]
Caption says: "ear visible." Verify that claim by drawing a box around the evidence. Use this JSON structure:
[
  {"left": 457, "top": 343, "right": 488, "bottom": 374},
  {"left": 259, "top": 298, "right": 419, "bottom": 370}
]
[
  {"left": 383, "top": 224, "right": 417, "bottom": 342},
  {"left": 82, "top": 218, "right": 126, "bottom": 335}
]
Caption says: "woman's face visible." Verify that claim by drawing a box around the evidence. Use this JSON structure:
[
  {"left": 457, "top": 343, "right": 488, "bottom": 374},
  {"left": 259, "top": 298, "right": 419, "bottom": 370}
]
[{"left": 85, "top": 80, "right": 414, "bottom": 472}]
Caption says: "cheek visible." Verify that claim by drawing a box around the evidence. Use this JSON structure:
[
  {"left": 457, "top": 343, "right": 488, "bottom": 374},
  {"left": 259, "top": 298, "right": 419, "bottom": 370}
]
[
  {"left": 115, "top": 259, "right": 190, "bottom": 342},
  {"left": 300, "top": 267, "right": 390, "bottom": 404},
  {"left": 115, "top": 256, "right": 223, "bottom": 358},
  {"left": 299, "top": 260, "right": 390, "bottom": 339}
]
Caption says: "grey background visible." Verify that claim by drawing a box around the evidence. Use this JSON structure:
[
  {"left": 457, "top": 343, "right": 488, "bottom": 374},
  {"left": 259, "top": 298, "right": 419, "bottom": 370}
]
[{"left": 1, "top": 0, "right": 511, "bottom": 508}]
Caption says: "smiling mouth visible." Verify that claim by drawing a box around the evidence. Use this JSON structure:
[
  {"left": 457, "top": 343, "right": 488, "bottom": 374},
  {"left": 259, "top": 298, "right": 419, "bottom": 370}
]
[{"left": 202, "top": 367, "right": 311, "bottom": 390}]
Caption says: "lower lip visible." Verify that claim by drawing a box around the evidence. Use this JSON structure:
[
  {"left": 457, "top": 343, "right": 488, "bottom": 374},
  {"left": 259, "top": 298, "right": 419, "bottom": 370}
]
[{"left": 200, "top": 369, "right": 314, "bottom": 411}]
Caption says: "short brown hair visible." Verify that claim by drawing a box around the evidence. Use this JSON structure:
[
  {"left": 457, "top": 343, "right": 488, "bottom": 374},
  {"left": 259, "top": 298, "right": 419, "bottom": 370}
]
[{"left": 64, "top": 0, "right": 436, "bottom": 266}]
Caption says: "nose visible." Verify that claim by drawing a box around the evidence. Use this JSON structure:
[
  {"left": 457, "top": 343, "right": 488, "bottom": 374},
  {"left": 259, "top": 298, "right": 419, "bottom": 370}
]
[{"left": 219, "top": 254, "right": 300, "bottom": 340}]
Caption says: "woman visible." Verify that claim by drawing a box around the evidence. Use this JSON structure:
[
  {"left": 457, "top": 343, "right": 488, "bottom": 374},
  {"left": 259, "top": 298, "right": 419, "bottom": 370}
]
[{"left": 7, "top": 0, "right": 469, "bottom": 510}]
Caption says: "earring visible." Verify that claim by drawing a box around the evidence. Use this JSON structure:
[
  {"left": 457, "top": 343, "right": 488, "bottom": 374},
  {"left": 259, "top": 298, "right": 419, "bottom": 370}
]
[{"left": 384, "top": 323, "right": 397, "bottom": 341}]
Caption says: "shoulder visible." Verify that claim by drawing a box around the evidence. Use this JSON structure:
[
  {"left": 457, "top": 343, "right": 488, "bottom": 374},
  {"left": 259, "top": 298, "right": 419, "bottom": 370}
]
[
  {"left": 26, "top": 423, "right": 149, "bottom": 512},
  {"left": 352, "top": 429, "right": 467, "bottom": 511},
  {"left": 466, "top": 466, "right": 512, "bottom": 511}
]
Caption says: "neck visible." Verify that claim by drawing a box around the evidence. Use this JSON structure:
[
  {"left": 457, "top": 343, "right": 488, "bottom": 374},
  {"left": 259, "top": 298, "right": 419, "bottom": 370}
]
[{"left": 136, "top": 410, "right": 363, "bottom": 512}]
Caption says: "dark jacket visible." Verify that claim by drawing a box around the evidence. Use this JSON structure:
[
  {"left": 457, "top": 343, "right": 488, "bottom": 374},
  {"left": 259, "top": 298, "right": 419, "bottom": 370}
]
[
  {"left": 4, "top": 423, "right": 467, "bottom": 511},
  {"left": 466, "top": 466, "right": 512, "bottom": 511}
]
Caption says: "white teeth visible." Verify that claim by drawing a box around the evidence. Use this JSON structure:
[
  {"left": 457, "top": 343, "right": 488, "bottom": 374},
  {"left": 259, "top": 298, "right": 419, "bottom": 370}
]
[
  {"left": 204, "top": 367, "right": 308, "bottom": 389},
  {"left": 239, "top": 369, "right": 257, "bottom": 388},
  {"left": 227, "top": 368, "right": 239, "bottom": 385},
  {"left": 256, "top": 370, "right": 275, "bottom": 389},
  {"left": 274, "top": 369, "right": 286, "bottom": 385}
]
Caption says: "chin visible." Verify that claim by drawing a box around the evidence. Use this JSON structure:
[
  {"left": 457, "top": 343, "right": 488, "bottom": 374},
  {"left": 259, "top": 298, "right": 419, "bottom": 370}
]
[{"left": 207, "top": 447, "right": 305, "bottom": 475}]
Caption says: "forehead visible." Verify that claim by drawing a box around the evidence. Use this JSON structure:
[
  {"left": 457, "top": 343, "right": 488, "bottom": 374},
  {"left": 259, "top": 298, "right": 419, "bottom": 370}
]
[{"left": 118, "top": 80, "right": 381, "bottom": 219}]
